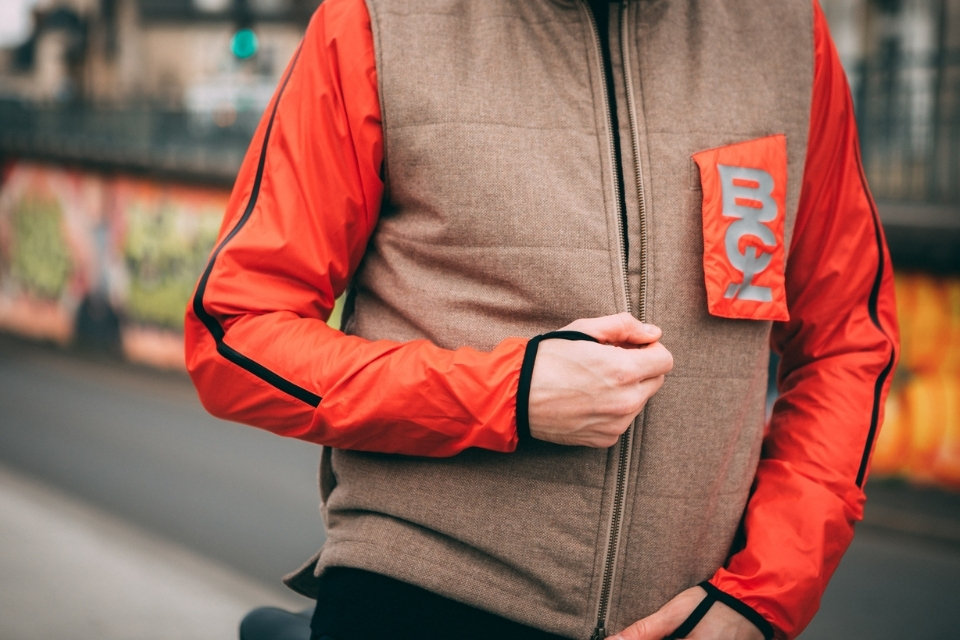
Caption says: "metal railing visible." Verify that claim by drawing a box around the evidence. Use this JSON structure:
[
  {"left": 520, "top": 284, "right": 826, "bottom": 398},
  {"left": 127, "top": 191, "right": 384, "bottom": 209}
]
[
  {"left": 2, "top": 44, "right": 958, "bottom": 205},
  {"left": 0, "top": 99, "right": 259, "bottom": 185},
  {"left": 857, "top": 48, "right": 960, "bottom": 205}
]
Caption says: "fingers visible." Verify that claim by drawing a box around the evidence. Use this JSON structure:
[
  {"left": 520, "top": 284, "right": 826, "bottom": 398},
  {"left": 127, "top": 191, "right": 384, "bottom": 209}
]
[
  {"left": 609, "top": 616, "right": 670, "bottom": 640},
  {"left": 600, "top": 374, "right": 664, "bottom": 422},
  {"left": 569, "top": 373, "right": 664, "bottom": 448},
  {"left": 609, "top": 587, "right": 707, "bottom": 640},
  {"left": 565, "top": 312, "right": 662, "bottom": 347},
  {"left": 611, "top": 609, "right": 678, "bottom": 640},
  {"left": 621, "top": 341, "right": 674, "bottom": 381}
]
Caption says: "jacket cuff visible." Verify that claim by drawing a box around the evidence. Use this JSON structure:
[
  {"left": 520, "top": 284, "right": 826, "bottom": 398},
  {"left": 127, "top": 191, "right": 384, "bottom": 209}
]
[
  {"left": 701, "top": 581, "right": 775, "bottom": 640},
  {"left": 515, "top": 330, "right": 599, "bottom": 441}
]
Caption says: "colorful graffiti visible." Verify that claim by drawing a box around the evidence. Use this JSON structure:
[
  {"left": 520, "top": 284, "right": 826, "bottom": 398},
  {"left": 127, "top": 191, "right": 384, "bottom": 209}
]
[
  {"left": 2, "top": 160, "right": 959, "bottom": 491},
  {"left": 872, "top": 274, "right": 960, "bottom": 489},
  {"left": 0, "top": 161, "right": 227, "bottom": 369}
]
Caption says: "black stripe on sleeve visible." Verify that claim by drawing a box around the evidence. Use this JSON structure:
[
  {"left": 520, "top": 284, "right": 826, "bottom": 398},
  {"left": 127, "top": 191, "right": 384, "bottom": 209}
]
[
  {"left": 854, "top": 150, "right": 896, "bottom": 488},
  {"left": 515, "top": 330, "right": 599, "bottom": 440},
  {"left": 191, "top": 44, "right": 321, "bottom": 408}
]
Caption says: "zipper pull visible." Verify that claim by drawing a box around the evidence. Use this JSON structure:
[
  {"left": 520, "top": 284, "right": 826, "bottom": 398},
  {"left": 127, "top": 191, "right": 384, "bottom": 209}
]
[{"left": 590, "top": 626, "right": 607, "bottom": 640}]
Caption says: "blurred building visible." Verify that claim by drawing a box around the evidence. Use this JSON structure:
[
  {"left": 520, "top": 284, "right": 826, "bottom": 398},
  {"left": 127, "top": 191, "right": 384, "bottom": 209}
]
[
  {"left": 822, "top": 0, "right": 959, "bottom": 270},
  {"left": 819, "top": 0, "right": 960, "bottom": 490},
  {"left": 0, "top": 0, "right": 313, "bottom": 106},
  {"left": 0, "top": 0, "right": 957, "bottom": 488},
  {"left": 0, "top": 0, "right": 317, "bottom": 182},
  {"left": 0, "top": 0, "right": 316, "bottom": 367}
]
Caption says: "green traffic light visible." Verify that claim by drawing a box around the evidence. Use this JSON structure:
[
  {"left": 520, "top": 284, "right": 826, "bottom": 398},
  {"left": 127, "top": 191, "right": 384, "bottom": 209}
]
[{"left": 231, "top": 29, "right": 259, "bottom": 59}]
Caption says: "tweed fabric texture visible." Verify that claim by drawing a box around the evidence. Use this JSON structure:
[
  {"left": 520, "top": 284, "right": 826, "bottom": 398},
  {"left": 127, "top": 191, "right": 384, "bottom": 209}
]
[{"left": 285, "top": 1, "right": 814, "bottom": 637}]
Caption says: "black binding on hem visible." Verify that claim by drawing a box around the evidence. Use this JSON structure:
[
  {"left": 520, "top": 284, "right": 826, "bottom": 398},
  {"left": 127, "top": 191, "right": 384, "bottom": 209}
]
[
  {"left": 699, "top": 582, "right": 775, "bottom": 640},
  {"left": 515, "top": 330, "right": 599, "bottom": 441},
  {"left": 191, "top": 44, "right": 321, "bottom": 408},
  {"left": 667, "top": 590, "right": 717, "bottom": 638}
]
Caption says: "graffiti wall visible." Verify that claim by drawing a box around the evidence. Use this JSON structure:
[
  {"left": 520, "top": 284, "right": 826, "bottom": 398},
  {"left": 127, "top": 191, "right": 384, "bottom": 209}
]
[
  {"left": 0, "top": 161, "right": 226, "bottom": 369},
  {"left": 872, "top": 273, "right": 960, "bottom": 489},
  {"left": 2, "top": 161, "right": 958, "bottom": 491}
]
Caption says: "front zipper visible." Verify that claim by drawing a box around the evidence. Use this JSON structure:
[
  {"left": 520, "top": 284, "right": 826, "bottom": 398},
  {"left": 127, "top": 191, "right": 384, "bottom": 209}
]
[
  {"left": 583, "top": 2, "right": 645, "bottom": 639},
  {"left": 620, "top": 0, "right": 648, "bottom": 324}
]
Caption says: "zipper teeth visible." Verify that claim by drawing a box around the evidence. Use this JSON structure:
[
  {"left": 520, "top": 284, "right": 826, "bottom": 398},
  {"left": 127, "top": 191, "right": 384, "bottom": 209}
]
[
  {"left": 621, "top": 1, "right": 648, "bottom": 323},
  {"left": 596, "top": 428, "right": 631, "bottom": 631},
  {"left": 584, "top": 1, "right": 634, "bottom": 635}
]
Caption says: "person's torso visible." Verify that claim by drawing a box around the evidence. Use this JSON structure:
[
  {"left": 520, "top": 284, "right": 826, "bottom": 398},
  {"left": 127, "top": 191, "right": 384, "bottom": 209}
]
[{"left": 298, "top": 1, "right": 814, "bottom": 637}]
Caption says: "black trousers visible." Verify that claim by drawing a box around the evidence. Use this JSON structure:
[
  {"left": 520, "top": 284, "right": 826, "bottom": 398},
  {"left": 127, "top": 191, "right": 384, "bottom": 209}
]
[{"left": 309, "top": 567, "right": 572, "bottom": 640}]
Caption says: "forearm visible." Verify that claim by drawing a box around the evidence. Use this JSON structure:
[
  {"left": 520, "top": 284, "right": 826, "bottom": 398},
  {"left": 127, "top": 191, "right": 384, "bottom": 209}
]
[
  {"left": 705, "top": 3, "right": 899, "bottom": 637},
  {"left": 184, "top": 0, "right": 528, "bottom": 457},
  {"left": 186, "top": 308, "right": 526, "bottom": 455}
]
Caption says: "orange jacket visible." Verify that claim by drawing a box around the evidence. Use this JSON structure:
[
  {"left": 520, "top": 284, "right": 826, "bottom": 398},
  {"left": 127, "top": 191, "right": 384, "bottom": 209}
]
[{"left": 184, "top": 1, "right": 898, "bottom": 637}]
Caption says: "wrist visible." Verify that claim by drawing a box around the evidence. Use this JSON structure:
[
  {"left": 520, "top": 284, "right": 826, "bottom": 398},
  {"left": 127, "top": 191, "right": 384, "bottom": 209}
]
[
  {"left": 699, "top": 581, "right": 775, "bottom": 640},
  {"left": 515, "top": 330, "right": 599, "bottom": 441}
]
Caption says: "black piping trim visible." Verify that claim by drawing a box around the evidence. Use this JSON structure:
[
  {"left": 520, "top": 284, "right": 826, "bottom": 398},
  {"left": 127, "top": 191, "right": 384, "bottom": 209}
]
[
  {"left": 699, "top": 582, "right": 775, "bottom": 640},
  {"left": 515, "top": 331, "right": 599, "bottom": 441},
  {"left": 191, "top": 44, "right": 320, "bottom": 408},
  {"left": 666, "top": 589, "right": 716, "bottom": 638},
  {"left": 857, "top": 351, "right": 896, "bottom": 487},
  {"left": 853, "top": 141, "right": 896, "bottom": 488}
]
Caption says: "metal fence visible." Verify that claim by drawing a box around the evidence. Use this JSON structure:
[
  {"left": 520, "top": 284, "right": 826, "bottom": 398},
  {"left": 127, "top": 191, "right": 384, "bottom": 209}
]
[
  {"left": 857, "top": 47, "right": 960, "bottom": 205},
  {"left": 0, "top": 99, "right": 258, "bottom": 185},
  {"left": 3, "top": 46, "right": 959, "bottom": 202}
]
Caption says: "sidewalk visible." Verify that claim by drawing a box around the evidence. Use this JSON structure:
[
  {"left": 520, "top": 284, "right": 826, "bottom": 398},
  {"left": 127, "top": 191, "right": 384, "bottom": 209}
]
[
  {"left": 862, "top": 477, "right": 960, "bottom": 546},
  {"left": 0, "top": 464, "right": 307, "bottom": 640}
]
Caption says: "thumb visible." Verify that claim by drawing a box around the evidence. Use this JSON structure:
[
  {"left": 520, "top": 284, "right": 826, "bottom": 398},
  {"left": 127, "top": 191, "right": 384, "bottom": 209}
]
[
  {"left": 564, "top": 312, "right": 661, "bottom": 347},
  {"left": 608, "top": 610, "right": 677, "bottom": 640},
  {"left": 608, "top": 587, "right": 708, "bottom": 640}
]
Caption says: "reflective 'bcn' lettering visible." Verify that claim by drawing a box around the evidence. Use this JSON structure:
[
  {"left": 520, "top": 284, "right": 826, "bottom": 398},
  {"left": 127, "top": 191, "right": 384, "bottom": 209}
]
[{"left": 717, "top": 164, "right": 778, "bottom": 302}]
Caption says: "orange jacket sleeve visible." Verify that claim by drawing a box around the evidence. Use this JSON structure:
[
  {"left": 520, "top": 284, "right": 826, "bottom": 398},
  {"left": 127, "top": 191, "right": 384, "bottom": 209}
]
[
  {"left": 707, "top": 2, "right": 900, "bottom": 638},
  {"left": 184, "top": 0, "right": 524, "bottom": 457}
]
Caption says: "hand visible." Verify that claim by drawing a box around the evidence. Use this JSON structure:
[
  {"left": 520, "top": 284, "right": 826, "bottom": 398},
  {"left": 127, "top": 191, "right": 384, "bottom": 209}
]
[
  {"left": 528, "top": 313, "right": 673, "bottom": 447},
  {"left": 609, "top": 586, "right": 764, "bottom": 640}
]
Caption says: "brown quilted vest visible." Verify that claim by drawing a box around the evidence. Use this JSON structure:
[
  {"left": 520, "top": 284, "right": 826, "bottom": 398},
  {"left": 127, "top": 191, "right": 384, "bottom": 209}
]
[{"left": 286, "top": 1, "right": 813, "bottom": 637}]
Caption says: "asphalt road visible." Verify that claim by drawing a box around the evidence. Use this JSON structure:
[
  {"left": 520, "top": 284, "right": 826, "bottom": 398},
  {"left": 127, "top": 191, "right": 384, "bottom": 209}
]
[
  {"left": 1, "top": 335, "right": 958, "bottom": 639},
  {"left": 0, "top": 335, "right": 325, "bottom": 594}
]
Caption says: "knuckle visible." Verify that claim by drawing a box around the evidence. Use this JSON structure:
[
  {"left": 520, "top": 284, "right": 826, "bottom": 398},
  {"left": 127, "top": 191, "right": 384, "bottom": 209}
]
[
  {"left": 607, "top": 398, "right": 633, "bottom": 417},
  {"left": 607, "top": 395, "right": 642, "bottom": 419},
  {"left": 630, "top": 619, "right": 650, "bottom": 639},
  {"left": 663, "top": 350, "right": 675, "bottom": 371},
  {"left": 634, "top": 396, "right": 649, "bottom": 413},
  {"left": 615, "top": 368, "right": 631, "bottom": 385},
  {"left": 648, "top": 344, "right": 674, "bottom": 373}
]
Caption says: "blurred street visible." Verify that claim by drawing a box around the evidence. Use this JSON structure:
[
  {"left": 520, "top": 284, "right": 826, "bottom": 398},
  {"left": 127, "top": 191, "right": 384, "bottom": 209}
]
[
  {"left": 0, "top": 1, "right": 958, "bottom": 638},
  {"left": 0, "top": 333, "right": 326, "bottom": 588},
  {"left": 0, "top": 464, "right": 305, "bottom": 640},
  {"left": 1, "top": 334, "right": 958, "bottom": 639}
]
